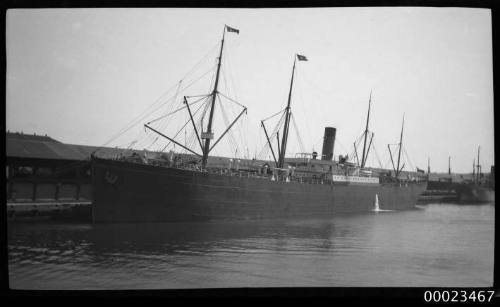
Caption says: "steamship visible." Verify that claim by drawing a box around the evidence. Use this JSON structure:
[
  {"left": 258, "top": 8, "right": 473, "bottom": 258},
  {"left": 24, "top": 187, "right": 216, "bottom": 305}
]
[
  {"left": 455, "top": 147, "right": 495, "bottom": 203},
  {"left": 91, "top": 25, "right": 427, "bottom": 222}
]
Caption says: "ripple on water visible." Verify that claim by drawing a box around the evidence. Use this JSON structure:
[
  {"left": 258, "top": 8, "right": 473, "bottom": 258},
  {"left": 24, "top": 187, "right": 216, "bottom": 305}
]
[{"left": 8, "top": 204, "right": 495, "bottom": 288}]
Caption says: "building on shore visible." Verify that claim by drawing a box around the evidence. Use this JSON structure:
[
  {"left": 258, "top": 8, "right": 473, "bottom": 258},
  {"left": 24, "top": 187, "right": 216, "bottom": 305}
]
[{"left": 6, "top": 131, "right": 269, "bottom": 203}]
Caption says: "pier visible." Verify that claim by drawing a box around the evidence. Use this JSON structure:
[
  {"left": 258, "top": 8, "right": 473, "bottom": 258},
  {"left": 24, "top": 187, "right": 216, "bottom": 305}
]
[{"left": 6, "top": 132, "right": 96, "bottom": 221}]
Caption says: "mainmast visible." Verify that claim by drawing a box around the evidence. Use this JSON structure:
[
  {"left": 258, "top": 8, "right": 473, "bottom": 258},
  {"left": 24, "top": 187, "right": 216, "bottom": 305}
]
[
  {"left": 277, "top": 54, "right": 307, "bottom": 169},
  {"left": 395, "top": 114, "right": 405, "bottom": 178},
  {"left": 360, "top": 91, "right": 372, "bottom": 168},
  {"left": 277, "top": 58, "right": 295, "bottom": 169}
]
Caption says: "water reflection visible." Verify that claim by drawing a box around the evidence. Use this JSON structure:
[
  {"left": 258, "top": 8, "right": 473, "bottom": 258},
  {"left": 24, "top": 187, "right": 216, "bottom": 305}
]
[
  {"left": 10, "top": 216, "right": 355, "bottom": 259},
  {"left": 8, "top": 204, "right": 494, "bottom": 289}
]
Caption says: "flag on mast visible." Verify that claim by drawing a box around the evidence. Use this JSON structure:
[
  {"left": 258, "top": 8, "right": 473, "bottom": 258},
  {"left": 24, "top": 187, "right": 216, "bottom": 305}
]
[
  {"left": 225, "top": 25, "right": 240, "bottom": 34},
  {"left": 297, "top": 54, "right": 308, "bottom": 61}
]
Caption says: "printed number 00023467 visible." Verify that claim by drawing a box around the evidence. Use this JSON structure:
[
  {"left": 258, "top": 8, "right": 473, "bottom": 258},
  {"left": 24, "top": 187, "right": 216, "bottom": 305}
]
[{"left": 424, "top": 290, "right": 495, "bottom": 303}]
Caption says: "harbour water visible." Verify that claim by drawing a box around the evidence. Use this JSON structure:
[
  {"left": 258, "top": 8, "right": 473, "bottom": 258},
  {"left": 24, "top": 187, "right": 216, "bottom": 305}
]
[{"left": 8, "top": 203, "right": 494, "bottom": 289}]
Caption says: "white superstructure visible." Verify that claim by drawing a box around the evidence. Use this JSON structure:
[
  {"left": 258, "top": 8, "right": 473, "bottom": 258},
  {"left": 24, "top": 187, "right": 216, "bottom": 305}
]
[{"left": 332, "top": 174, "right": 380, "bottom": 185}]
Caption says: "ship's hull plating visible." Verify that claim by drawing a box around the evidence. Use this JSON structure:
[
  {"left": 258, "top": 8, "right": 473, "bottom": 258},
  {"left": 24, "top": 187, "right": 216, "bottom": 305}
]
[
  {"left": 427, "top": 180, "right": 459, "bottom": 191},
  {"left": 455, "top": 184, "right": 495, "bottom": 203},
  {"left": 91, "top": 158, "right": 427, "bottom": 222}
]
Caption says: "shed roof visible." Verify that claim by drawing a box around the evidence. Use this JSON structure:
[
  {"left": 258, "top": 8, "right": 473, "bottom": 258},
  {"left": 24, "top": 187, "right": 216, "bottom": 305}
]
[
  {"left": 6, "top": 132, "right": 272, "bottom": 166},
  {"left": 6, "top": 132, "right": 88, "bottom": 160},
  {"left": 6, "top": 132, "right": 161, "bottom": 161}
]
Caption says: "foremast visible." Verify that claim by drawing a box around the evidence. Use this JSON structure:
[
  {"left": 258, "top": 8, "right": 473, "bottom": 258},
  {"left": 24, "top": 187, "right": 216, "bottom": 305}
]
[
  {"left": 202, "top": 26, "right": 226, "bottom": 167},
  {"left": 144, "top": 24, "right": 244, "bottom": 169}
]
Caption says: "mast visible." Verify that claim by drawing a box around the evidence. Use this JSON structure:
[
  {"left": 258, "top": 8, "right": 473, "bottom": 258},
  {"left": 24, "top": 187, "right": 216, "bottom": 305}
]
[
  {"left": 277, "top": 54, "right": 307, "bottom": 169},
  {"left": 261, "top": 121, "right": 278, "bottom": 166},
  {"left": 360, "top": 91, "right": 372, "bottom": 168},
  {"left": 198, "top": 25, "right": 240, "bottom": 167},
  {"left": 278, "top": 57, "right": 296, "bottom": 169},
  {"left": 472, "top": 158, "right": 476, "bottom": 182},
  {"left": 477, "top": 146, "right": 481, "bottom": 183},
  {"left": 145, "top": 25, "right": 242, "bottom": 165},
  {"left": 448, "top": 156, "right": 451, "bottom": 176},
  {"left": 395, "top": 114, "right": 404, "bottom": 177},
  {"left": 354, "top": 142, "right": 360, "bottom": 166},
  {"left": 276, "top": 131, "right": 281, "bottom": 160},
  {"left": 428, "top": 157, "right": 430, "bottom": 174},
  {"left": 365, "top": 132, "right": 374, "bottom": 165},
  {"left": 388, "top": 144, "right": 397, "bottom": 175},
  {"left": 201, "top": 27, "right": 226, "bottom": 168}
]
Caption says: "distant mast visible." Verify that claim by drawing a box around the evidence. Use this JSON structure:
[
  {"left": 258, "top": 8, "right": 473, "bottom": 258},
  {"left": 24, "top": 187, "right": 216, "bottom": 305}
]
[
  {"left": 360, "top": 91, "right": 372, "bottom": 168},
  {"left": 277, "top": 53, "right": 308, "bottom": 169},
  {"left": 476, "top": 146, "right": 481, "bottom": 183},
  {"left": 472, "top": 158, "right": 476, "bottom": 180},
  {"left": 395, "top": 114, "right": 405, "bottom": 178}
]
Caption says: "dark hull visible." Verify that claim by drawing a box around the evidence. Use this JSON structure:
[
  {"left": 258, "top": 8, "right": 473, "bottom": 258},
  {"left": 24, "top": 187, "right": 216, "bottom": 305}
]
[
  {"left": 420, "top": 180, "right": 459, "bottom": 203},
  {"left": 426, "top": 180, "right": 460, "bottom": 192},
  {"left": 91, "top": 157, "right": 427, "bottom": 222},
  {"left": 455, "top": 184, "right": 495, "bottom": 203}
]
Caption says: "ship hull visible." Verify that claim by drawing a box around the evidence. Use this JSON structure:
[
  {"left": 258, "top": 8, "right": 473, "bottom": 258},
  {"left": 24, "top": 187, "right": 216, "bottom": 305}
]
[
  {"left": 426, "top": 180, "right": 460, "bottom": 192},
  {"left": 91, "top": 157, "right": 427, "bottom": 222},
  {"left": 455, "top": 184, "right": 495, "bottom": 203}
]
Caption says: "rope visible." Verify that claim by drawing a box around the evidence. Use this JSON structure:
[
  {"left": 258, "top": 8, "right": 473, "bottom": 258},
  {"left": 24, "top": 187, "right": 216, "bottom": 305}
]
[
  {"left": 183, "top": 41, "right": 220, "bottom": 83},
  {"left": 220, "top": 94, "right": 248, "bottom": 156},
  {"left": 225, "top": 43, "right": 240, "bottom": 103},
  {"left": 334, "top": 137, "right": 349, "bottom": 156},
  {"left": 222, "top": 43, "right": 252, "bottom": 159},
  {"left": 221, "top": 65, "right": 230, "bottom": 104},
  {"left": 146, "top": 95, "right": 208, "bottom": 125},
  {"left": 95, "top": 42, "right": 220, "bottom": 152},
  {"left": 159, "top": 98, "right": 207, "bottom": 152},
  {"left": 257, "top": 111, "right": 286, "bottom": 159},
  {"left": 154, "top": 80, "right": 182, "bottom": 138},
  {"left": 145, "top": 137, "right": 159, "bottom": 150},
  {"left": 262, "top": 108, "right": 287, "bottom": 122},
  {"left": 371, "top": 139, "right": 384, "bottom": 169},
  {"left": 217, "top": 92, "right": 246, "bottom": 109},
  {"left": 295, "top": 75, "right": 314, "bottom": 146},
  {"left": 403, "top": 147, "right": 415, "bottom": 171},
  {"left": 217, "top": 95, "right": 239, "bottom": 154},
  {"left": 291, "top": 113, "right": 306, "bottom": 153}
]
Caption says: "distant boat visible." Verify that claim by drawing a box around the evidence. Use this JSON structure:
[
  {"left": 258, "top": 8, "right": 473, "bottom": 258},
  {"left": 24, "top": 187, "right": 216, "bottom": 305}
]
[
  {"left": 426, "top": 156, "right": 460, "bottom": 190},
  {"left": 90, "top": 25, "right": 427, "bottom": 223},
  {"left": 455, "top": 147, "right": 495, "bottom": 204},
  {"left": 421, "top": 157, "right": 461, "bottom": 203},
  {"left": 455, "top": 184, "right": 494, "bottom": 203}
]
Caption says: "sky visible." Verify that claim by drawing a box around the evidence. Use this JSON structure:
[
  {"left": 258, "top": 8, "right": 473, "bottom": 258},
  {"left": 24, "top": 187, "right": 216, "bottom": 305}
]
[{"left": 6, "top": 7, "right": 494, "bottom": 173}]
